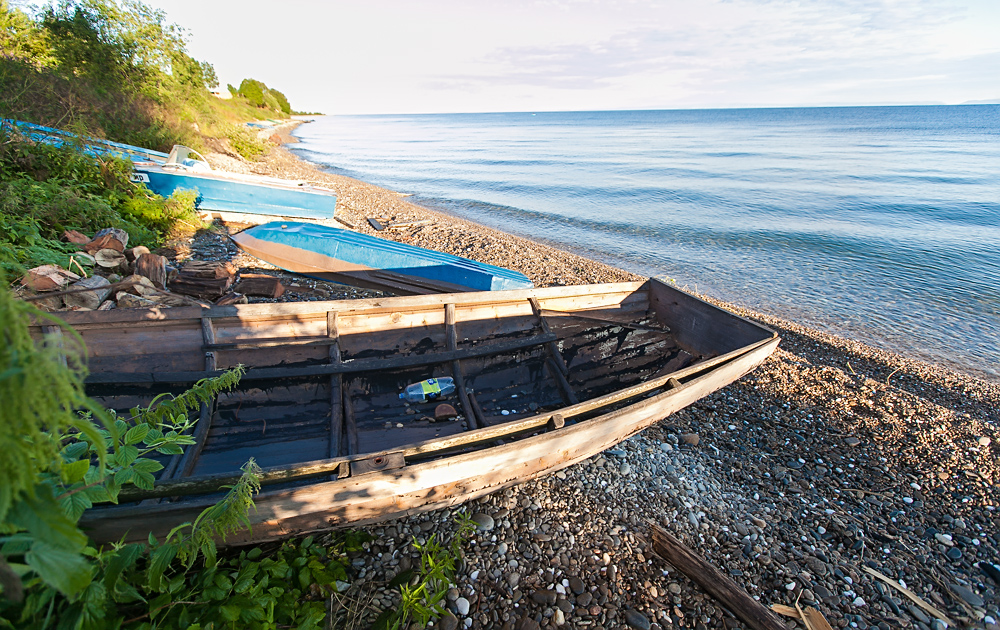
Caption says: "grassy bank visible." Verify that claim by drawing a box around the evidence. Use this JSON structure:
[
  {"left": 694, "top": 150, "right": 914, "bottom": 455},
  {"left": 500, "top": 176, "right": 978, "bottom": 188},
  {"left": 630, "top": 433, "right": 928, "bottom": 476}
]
[{"left": 0, "top": 0, "right": 303, "bottom": 274}]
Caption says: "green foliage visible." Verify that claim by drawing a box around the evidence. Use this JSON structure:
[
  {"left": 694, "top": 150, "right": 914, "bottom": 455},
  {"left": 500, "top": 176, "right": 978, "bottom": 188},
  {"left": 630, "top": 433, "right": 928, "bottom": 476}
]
[
  {"left": 235, "top": 77, "right": 293, "bottom": 116},
  {"left": 270, "top": 89, "right": 291, "bottom": 115},
  {"left": 0, "top": 277, "right": 111, "bottom": 527},
  {"left": 221, "top": 123, "right": 269, "bottom": 161},
  {"left": 0, "top": 131, "right": 200, "bottom": 273},
  {"left": 377, "top": 511, "right": 477, "bottom": 630},
  {"left": 237, "top": 78, "right": 266, "bottom": 108}
]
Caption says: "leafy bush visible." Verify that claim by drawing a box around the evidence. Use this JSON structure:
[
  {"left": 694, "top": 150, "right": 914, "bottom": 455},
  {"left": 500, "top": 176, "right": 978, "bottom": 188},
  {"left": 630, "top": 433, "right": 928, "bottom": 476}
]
[
  {"left": 0, "top": 133, "right": 200, "bottom": 273},
  {"left": 221, "top": 123, "right": 269, "bottom": 161},
  {"left": 0, "top": 287, "right": 363, "bottom": 629},
  {"left": 237, "top": 78, "right": 266, "bottom": 108}
]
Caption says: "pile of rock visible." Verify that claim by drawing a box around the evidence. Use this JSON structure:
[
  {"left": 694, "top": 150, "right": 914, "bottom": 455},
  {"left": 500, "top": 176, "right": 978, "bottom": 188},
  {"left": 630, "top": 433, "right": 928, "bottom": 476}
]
[{"left": 18, "top": 227, "right": 287, "bottom": 311}]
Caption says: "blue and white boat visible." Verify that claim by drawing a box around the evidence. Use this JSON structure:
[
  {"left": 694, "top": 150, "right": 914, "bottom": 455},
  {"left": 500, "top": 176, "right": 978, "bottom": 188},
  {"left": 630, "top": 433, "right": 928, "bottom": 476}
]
[
  {"left": 3, "top": 120, "right": 337, "bottom": 220},
  {"left": 1, "top": 118, "right": 169, "bottom": 163},
  {"left": 231, "top": 221, "right": 534, "bottom": 295},
  {"left": 130, "top": 146, "right": 338, "bottom": 221}
]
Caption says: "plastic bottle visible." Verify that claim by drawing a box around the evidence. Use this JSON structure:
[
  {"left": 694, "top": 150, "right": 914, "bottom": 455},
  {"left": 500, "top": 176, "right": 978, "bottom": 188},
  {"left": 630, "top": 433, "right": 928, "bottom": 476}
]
[{"left": 399, "top": 377, "right": 456, "bottom": 403}]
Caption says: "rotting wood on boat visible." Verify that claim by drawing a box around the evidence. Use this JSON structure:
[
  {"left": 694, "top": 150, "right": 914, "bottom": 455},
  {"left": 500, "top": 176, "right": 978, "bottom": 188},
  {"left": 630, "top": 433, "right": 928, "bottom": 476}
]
[{"left": 35, "top": 279, "right": 779, "bottom": 546}]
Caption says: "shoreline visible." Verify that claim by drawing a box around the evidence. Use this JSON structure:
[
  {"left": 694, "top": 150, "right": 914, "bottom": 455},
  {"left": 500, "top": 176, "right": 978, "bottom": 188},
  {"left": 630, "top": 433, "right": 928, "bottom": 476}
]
[{"left": 195, "top": 128, "right": 999, "bottom": 629}]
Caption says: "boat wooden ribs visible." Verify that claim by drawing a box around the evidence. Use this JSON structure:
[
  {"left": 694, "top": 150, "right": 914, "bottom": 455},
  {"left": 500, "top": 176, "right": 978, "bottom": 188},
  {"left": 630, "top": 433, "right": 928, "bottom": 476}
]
[{"left": 47, "top": 279, "right": 778, "bottom": 546}]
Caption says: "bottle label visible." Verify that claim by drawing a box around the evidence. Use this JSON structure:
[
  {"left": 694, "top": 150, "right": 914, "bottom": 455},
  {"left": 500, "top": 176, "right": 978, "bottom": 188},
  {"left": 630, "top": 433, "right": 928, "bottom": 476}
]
[{"left": 420, "top": 379, "right": 441, "bottom": 399}]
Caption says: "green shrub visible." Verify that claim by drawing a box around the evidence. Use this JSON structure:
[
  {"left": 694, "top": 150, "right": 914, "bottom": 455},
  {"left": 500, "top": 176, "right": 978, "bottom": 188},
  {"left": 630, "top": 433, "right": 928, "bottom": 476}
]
[
  {"left": 0, "top": 134, "right": 200, "bottom": 273},
  {"left": 222, "top": 123, "right": 269, "bottom": 161}
]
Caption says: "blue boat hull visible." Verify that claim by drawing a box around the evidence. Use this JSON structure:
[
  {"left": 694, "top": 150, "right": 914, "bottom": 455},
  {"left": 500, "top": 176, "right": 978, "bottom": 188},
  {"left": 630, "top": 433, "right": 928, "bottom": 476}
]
[
  {"left": 133, "top": 168, "right": 337, "bottom": 220},
  {"left": 231, "top": 222, "right": 533, "bottom": 295},
  {"left": 2, "top": 119, "right": 169, "bottom": 163}
]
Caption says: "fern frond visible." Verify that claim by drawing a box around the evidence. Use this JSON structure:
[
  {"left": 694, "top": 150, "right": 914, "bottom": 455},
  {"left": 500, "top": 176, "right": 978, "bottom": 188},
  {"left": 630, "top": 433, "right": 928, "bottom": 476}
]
[
  {"left": 133, "top": 366, "right": 245, "bottom": 426},
  {"left": 175, "top": 458, "right": 262, "bottom": 567}
]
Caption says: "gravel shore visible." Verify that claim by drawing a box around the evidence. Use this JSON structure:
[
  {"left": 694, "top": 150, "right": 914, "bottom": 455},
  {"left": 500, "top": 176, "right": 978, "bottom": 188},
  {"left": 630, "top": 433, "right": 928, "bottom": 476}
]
[{"left": 185, "top": 128, "right": 999, "bottom": 630}]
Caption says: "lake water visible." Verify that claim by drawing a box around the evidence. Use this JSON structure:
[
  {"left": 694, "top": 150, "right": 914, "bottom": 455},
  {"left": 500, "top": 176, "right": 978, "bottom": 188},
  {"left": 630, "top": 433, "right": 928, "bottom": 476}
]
[{"left": 290, "top": 106, "right": 1000, "bottom": 380}]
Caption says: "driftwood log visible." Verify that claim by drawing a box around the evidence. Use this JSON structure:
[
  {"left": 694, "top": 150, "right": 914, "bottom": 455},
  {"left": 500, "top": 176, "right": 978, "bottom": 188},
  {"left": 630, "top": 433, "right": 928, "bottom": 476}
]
[
  {"left": 235, "top": 274, "right": 284, "bottom": 298},
  {"left": 62, "top": 230, "right": 90, "bottom": 244},
  {"left": 84, "top": 228, "right": 128, "bottom": 253},
  {"left": 63, "top": 276, "right": 111, "bottom": 310},
  {"left": 124, "top": 246, "right": 150, "bottom": 263},
  {"left": 648, "top": 522, "right": 788, "bottom": 630},
  {"left": 168, "top": 261, "right": 235, "bottom": 298},
  {"left": 135, "top": 253, "right": 167, "bottom": 289},
  {"left": 20, "top": 265, "right": 80, "bottom": 292}
]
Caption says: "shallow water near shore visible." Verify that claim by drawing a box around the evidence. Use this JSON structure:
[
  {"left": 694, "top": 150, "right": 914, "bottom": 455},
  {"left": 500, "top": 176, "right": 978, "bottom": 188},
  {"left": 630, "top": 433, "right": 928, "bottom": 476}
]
[{"left": 290, "top": 106, "right": 1000, "bottom": 380}]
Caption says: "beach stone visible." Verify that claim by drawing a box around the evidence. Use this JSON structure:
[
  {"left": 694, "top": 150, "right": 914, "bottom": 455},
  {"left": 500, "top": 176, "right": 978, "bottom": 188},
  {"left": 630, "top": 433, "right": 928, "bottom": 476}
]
[
  {"left": 569, "top": 576, "right": 585, "bottom": 595},
  {"left": 438, "top": 612, "right": 459, "bottom": 630},
  {"left": 625, "top": 609, "right": 652, "bottom": 630},
  {"left": 447, "top": 587, "right": 460, "bottom": 601},
  {"left": 455, "top": 597, "right": 470, "bottom": 616},
  {"left": 907, "top": 605, "right": 931, "bottom": 624},
  {"left": 949, "top": 583, "right": 984, "bottom": 607},
  {"left": 845, "top": 437, "right": 862, "bottom": 447},
  {"left": 577, "top": 591, "right": 593, "bottom": 606},
  {"left": 435, "top": 403, "right": 458, "bottom": 420},
  {"left": 471, "top": 513, "right": 495, "bottom": 531},
  {"left": 979, "top": 436, "right": 992, "bottom": 447},
  {"left": 554, "top": 608, "right": 566, "bottom": 625},
  {"left": 514, "top": 618, "right": 540, "bottom": 630},
  {"left": 531, "top": 589, "right": 557, "bottom": 606},
  {"left": 681, "top": 433, "right": 700, "bottom": 446},
  {"left": 945, "top": 547, "right": 963, "bottom": 561}
]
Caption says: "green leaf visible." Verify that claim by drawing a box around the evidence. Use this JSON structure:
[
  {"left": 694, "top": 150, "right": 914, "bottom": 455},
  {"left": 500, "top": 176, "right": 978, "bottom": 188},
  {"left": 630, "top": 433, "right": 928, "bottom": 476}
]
[
  {"left": 103, "top": 543, "right": 144, "bottom": 594},
  {"left": 61, "top": 459, "right": 91, "bottom": 485},
  {"left": 9, "top": 491, "right": 87, "bottom": 551},
  {"left": 220, "top": 603, "right": 242, "bottom": 622},
  {"left": 124, "top": 423, "right": 150, "bottom": 445},
  {"left": 114, "top": 444, "right": 139, "bottom": 467},
  {"left": 59, "top": 489, "right": 93, "bottom": 520},
  {"left": 133, "top": 470, "right": 156, "bottom": 490},
  {"left": 114, "top": 467, "right": 136, "bottom": 486},
  {"left": 25, "top": 540, "right": 93, "bottom": 597},
  {"left": 131, "top": 458, "right": 164, "bottom": 474},
  {"left": 61, "top": 441, "right": 90, "bottom": 462},
  {"left": 146, "top": 542, "right": 178, "bottom": 591}
]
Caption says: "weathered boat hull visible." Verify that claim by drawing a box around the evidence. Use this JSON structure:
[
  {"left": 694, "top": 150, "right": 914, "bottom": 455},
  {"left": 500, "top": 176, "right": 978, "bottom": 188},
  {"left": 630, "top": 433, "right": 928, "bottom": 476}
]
[
  {"left": 52, "top": 279, "right": 777, "bottom": 546},
  {"left": 131, "top": 166, "right": 337, "bottom": 220},
  {"left": 231, "top": 221, "right": 534, "bottom": 295}
]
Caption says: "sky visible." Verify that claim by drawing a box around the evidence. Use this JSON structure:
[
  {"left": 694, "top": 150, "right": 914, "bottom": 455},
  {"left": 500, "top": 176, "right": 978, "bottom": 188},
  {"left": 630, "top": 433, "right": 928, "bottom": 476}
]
[{"left": 139, "top": 0, "right": 999, "bottom": 114}]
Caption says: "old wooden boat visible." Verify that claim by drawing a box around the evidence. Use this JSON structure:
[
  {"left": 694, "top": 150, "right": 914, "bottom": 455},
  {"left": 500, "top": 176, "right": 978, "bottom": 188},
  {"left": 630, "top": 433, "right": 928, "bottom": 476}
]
[
  {"left": 131, "top": 147, "right": 339, "bottom": 221},
  {"left": 231, "top": 221, "right": 534, "bottom": 294},
  {"left": 57, "top": 279, "right": 777, "bottom": 546}
]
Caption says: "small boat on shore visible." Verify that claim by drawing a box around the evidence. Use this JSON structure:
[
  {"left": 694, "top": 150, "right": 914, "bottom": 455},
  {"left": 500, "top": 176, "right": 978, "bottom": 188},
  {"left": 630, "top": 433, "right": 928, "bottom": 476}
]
[
  {"left": 51, "top": 279, "right": 778, "bottom": 546},
  {"left": 1, "top": 118, "right": 169, "bottom": 163},
  {"left": 131, "top": 147, "right": 339, "bottom": 221},
  {"left": 231, "top": 221, "right": 534, "bottom": 294}
]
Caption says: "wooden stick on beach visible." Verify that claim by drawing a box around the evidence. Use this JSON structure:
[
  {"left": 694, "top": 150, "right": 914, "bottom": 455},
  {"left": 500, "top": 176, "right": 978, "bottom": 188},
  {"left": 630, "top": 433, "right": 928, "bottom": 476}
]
[{"left": 647, "top": 521, "right": 788, "bottom": 630}]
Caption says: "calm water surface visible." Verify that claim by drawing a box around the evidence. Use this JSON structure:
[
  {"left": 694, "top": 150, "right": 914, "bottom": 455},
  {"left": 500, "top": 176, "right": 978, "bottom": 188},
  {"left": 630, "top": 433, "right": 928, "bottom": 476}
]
[{"left": 291, "top": 106, "right": 1000, "bottom": 380}]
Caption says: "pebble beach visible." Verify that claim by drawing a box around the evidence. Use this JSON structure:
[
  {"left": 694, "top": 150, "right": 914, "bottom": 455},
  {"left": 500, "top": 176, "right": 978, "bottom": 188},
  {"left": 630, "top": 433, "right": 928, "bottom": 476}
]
[{"left": 182, "top": 123, "right": 1000, "bottom": 630}]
